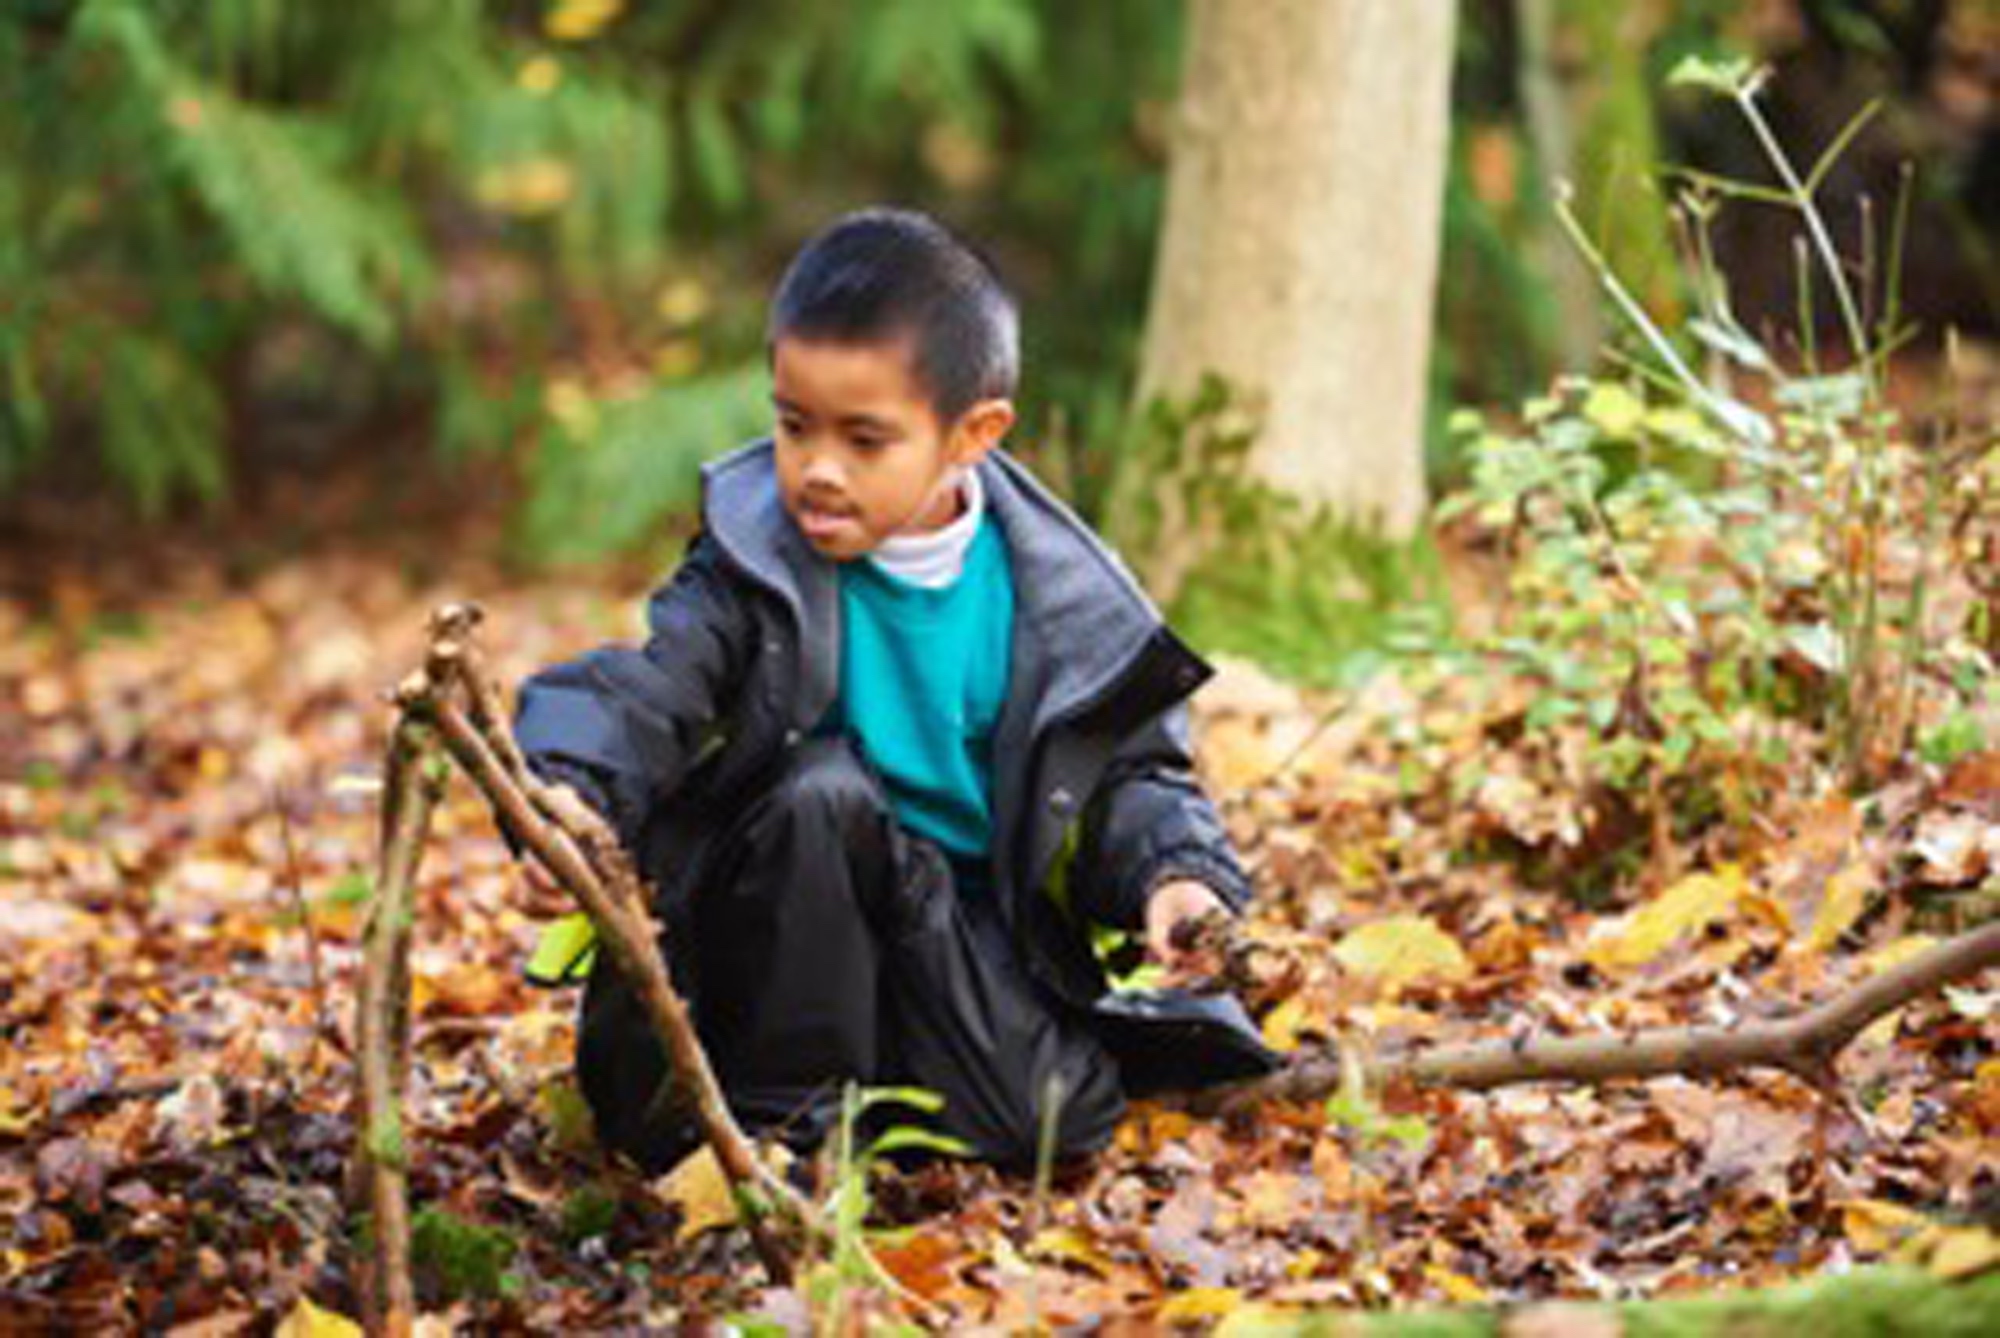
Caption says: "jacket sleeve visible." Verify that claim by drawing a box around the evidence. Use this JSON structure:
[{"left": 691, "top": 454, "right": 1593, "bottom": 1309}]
[
  {"left": 1068, "top": 703, "right": 1252, "bottom": 932},
  {"left": 511, "top": 532, "right": 753, "bottom": 851}
]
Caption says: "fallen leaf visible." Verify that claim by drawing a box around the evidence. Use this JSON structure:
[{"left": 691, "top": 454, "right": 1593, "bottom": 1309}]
[
  {"left": 1027, "top": 1225, "right": 1115, "bottom": 1277},
  {"left": 156, "top": 1073, "right": 225, "bottom": 1155},
  {"left": 873, "top": 1229, "right": 963, "bottom": 1300},
  {"left": 1840, "top": 1198, "right": 1929, "bottom": 1254},
  {"left": 1937, "top": 750, "right": 2000, "bottom": 816},
  {"left": 1259, "top": 994, "right": 1315, "bottom": 1052},
  {"left": 272, "top": 1297, "right": 362, "bottom": 1338},
  {"left": 1214, "top": 1303, "right": 1306, "bottom": 1336},
  {"left": 1917, "top": 1225, "right": 2000, "bottom": 1281},
  {"left": 1587, "top": 865, "right": 1748, "bottom": 970},
  {"left": 1425, "top": 1261, "right": 1490, "bottom": 1304},
  {"left": 1805, "top": 861, "right": 1872, "bottom": 953},
  {"left": 654, "top": 1146, "right": 737, "bottom": 1243},
  {"left": 1909, "top": 811, "right": 1993, "bottom": 885},
  {"left": 1156, "top": 1286, "right": 1243, "bottom": 1324},
  {"left": 1333, "top": 915, "right": 1470, "bottom": 993}
]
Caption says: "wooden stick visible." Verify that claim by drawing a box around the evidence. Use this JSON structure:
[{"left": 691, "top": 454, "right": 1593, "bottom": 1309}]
[
  {"left": 1202, "top": 919, "right": 2000, "bottom": 1113},
  {"left": 410, "top": 608, "right": 817, "bottom": 1279},
  {"left": 353, "top": 713, "right": 446, "bottom": 1338}
]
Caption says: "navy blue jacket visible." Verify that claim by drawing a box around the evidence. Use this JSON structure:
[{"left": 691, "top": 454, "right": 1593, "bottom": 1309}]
[{"left": 514, "top": 441, "right": 1252, "bottom": 1011}]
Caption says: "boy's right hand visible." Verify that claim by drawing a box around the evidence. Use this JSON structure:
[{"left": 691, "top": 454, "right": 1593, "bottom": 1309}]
[
  {"left": 517, "top": 857, "right": 571, "bottom": 917},
  {"left": 1144, "top": 878, "right": 1230, "bottom": 982}
]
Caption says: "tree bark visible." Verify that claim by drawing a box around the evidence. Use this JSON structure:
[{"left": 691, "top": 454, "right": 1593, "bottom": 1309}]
[{"left": 1135, "top": 0, "right": 1456, "bottom": 546}]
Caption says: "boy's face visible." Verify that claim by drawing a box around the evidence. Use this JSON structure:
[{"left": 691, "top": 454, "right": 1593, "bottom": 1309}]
[{"left": 771, "top": 336, "right": 1013, "bottom": 561}]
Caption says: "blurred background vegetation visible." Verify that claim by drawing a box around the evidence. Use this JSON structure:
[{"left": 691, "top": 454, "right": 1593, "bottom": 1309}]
[{"left": 2, "top": 0, "right": 1995, "bottom": 571}]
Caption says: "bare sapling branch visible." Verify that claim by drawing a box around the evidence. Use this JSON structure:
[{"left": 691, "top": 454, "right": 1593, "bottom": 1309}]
[
  {"left": 357, "top": 604, "right": 818, "bottom": 1292},
  {"left": 353, "top": 712, "right": 447, "bottom": 1338}
]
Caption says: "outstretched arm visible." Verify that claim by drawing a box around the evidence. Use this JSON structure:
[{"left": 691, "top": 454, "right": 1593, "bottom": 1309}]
[{"left": 1070, "top": 703, "right": 1250, "bottom": 967}]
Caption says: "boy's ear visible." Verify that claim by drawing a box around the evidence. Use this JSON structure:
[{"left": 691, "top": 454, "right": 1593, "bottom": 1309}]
[{"left": 949, "top": 398, "right": 1015, "bottom": 465}]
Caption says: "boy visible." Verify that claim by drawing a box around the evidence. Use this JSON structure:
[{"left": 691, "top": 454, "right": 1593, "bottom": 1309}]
[{"left": 515, "top": 207, "right": 1273, "bottom": 1174}]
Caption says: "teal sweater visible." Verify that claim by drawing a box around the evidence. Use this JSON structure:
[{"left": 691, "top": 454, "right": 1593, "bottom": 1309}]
[{"left": 834, "top": 516, "right": 1014, "bottom": 857}]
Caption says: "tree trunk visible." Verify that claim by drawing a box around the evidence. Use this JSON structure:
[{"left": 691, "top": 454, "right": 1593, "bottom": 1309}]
[{"left": 1136, "top": 0, "right": 1456, "bottom": 540}]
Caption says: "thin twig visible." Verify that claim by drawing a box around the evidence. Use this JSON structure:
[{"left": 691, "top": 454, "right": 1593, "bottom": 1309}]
[{"left": 271, "top": 784, "right": 338, "bottom": 1065}]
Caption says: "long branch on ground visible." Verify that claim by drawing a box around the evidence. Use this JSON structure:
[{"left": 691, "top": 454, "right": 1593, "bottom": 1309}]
[{"left": 1198, "top": 916, "right": 2000, "bottom": 1115}]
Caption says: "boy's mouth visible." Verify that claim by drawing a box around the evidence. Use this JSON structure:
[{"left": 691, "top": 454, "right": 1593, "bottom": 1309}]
[{"left": 793, "top": 499, "right": 859, "bottom": 544}]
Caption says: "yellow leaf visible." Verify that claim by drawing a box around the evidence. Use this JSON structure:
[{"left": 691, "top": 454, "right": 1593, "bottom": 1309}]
[
  {"left": 1587, "top": 865, "right": 1748, "bottom": 971},
  {"left": 272, "top": 1297, "right": 362, "bottom": 1338},
  {"left": 1333, "top": 916, "right": 1470, "bottom": 993},
  {"left": 1918, "top": 1225, "right": 2000, "bottom": 1281},
  {"left": 1156, "top": 1287, "right": 1243, "bottom": 1323},
  {"left": 1026, "top": 1225, "right": 1113, "bottom": 1277},
  {"left": 655, "top": 1146, "right": 737, "bottom": 1243},
  {"left": 1260, "top": 995, "right": 1311, "bottom": 1052},
  {"left": 1840, "top": 1198, "right": 1929, "bottom": 1254},
  {"left": 0, "top": 1087, "right": 36, "bottom": 1137},
  {"left": 1807, "top": 861, "right": 1873, "bottom": 953},
  {"left": 1214, "top": 1303, "right": 1303, "bottom": 1337},
  {"left": 1424, "top": 1262, "right": 1490, "bottom": 1304}
]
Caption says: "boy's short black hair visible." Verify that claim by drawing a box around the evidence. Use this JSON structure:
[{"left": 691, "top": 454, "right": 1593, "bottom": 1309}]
[{"left": 768, "top": 207, "right": 1019, "bottom": 422}]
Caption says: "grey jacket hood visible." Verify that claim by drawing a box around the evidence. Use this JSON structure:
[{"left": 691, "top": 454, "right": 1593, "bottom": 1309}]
[{"left": 697, "top": 440, "right": 1197, "bottom": 738}]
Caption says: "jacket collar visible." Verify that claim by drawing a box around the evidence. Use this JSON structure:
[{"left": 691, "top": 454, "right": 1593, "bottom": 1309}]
[{"left": 698, "top": 439, "right": 1170, "bottom": 729}]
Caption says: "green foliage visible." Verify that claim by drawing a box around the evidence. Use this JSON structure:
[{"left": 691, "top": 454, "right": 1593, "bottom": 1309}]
[
  {"left": 805, "top": 1083, "right": 972, "bottom": 1330},
  {"left": 516, "top": 362, "right": 769, "bottom": 564},
  {"left": 1919, "top": 703, "right": 1990, "bottom": 769},
  {"left": 3, "top": 0, "right": 1184, "bottom": 537},
  {"left": 1428, "top": 65, "right": 1999, "bottom": 882},
  {"left": 1113, "top": 375, "right": 1446, "bottom": 690},
  {"left": 410, "top": 1204, "right": 520, "bottom": 1302},
  {"left": 558, "top": 1181, "right": 620, "bottom": 1246}
]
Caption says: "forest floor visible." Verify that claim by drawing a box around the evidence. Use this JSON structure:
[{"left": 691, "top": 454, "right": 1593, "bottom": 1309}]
[{"left": 0, "top": 463, "right": 1995, "bottom": 1333}]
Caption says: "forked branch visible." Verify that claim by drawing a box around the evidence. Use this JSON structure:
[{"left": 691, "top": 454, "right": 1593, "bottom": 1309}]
[{"left": 350, "top": 605, "right": 818, "bottom": 1333}]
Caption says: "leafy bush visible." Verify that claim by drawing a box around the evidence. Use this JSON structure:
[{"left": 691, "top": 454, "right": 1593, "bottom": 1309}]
[
  {"left": 1426, "top": 58, "right": 1999, "bottom": 878},
  {"left": 1110, "top": 375, "right": 1446, "bottom": 690}
]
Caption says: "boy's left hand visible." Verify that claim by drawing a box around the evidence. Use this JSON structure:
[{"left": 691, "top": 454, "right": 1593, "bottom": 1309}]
[{"left": 1144, "top": 878, "right": 1229, "bottom": 979}]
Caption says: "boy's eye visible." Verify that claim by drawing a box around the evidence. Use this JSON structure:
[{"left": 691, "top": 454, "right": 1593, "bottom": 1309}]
[
  {"left": 777, "top": 417, "right": 805, "bottom": 439},
  {"left": 850, "top": 435, "right": 889, "bottom": 453}
]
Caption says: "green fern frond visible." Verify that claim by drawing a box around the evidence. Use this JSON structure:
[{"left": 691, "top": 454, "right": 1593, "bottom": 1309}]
[
  {"left": 453, "top": 56, "right": 672, "bottom": 283},
  {"left": 518, "top": 363, "right": 768, "bottom": 563},
  {"left": 52, "top": 319, "right": 228, "bottom": 515},
  {"left": 76, "top": 0, "right": 431, "bottom": 348}
]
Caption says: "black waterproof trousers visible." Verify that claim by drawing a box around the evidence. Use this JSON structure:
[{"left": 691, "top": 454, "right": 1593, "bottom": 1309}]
[{"left": 575, "top": 738, "right": 1125, "bottom": 1173}]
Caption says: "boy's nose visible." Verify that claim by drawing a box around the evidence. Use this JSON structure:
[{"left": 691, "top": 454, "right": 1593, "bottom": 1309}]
[{"left": 800, "top": 453, "right": 846, "bottom": 493}]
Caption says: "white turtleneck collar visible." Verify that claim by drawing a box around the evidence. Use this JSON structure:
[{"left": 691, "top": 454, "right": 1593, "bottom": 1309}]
[{"left": 866, "top": 467, "right": 985, "bottom": 589}]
